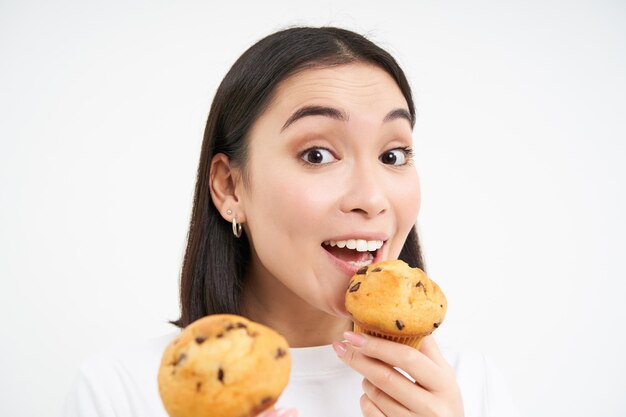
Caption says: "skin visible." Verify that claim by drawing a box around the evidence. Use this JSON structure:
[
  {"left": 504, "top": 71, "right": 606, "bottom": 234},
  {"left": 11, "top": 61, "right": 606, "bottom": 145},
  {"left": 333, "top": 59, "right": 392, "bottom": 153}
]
[{"left": 210, "top": 63, "right": 463, "bottom": 417}]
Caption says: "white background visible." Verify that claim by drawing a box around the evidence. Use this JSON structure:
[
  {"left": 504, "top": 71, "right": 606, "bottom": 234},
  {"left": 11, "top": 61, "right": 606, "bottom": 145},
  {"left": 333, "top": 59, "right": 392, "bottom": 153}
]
[{"left": 1, "top": 1, "right": 625, "bottom": 416}]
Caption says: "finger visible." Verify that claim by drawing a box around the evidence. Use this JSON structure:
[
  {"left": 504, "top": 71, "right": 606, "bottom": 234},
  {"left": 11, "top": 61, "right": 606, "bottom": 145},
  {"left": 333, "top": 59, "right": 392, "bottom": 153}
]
[
  {"left": 343, "top": 331, "right": 448, "bottom": 391},
  {"left": 334, "top": 341, "right": 431, "bottom": 411},
  {"left": 360, "top": 393, "right": 386, "bottom": 417},
  {"left": 419, "top": 336, "right": 450, "bottom": 370},
  {"left": 363, "top": 378, "right": 420, "bottom": 417}
]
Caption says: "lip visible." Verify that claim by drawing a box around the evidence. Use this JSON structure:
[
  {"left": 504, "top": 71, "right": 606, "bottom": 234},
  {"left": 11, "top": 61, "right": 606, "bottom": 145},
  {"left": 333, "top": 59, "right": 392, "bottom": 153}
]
[{"left": 322, "top": 240, "right": 386, "bottom": 277}]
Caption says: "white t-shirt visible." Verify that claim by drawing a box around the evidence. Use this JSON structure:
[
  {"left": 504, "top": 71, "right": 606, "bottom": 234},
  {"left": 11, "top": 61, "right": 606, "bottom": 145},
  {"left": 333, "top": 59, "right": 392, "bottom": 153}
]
[{"left": 61, "top": 332, "right": 520, "bottom": 417}]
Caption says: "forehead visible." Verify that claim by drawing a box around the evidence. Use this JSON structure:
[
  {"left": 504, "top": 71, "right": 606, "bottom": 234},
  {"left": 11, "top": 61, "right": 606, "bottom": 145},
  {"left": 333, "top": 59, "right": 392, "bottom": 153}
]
[{"left": 265, "top": 63, "right": 408, "bottom": 120}]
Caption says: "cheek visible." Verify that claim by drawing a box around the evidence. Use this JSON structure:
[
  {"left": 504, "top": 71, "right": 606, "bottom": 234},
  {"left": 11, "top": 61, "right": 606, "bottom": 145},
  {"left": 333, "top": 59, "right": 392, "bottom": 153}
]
[
  {"left": 241, "top": 162, "right": 341, "bottom": 282},
  {"left": 403, "top": 171, "right": 421, "bottom": 218},
  {"left": 242, "top": 165, "right": 342, "bottom": 311},
  {"left": 390, "top": 168, "right": 421, "bottom": 215},
  {"left": 388, "top": 171, "right": 421, "bottom": 258},
  {"left": 246, "top": 169, "right": 336, "bottom": 235}
]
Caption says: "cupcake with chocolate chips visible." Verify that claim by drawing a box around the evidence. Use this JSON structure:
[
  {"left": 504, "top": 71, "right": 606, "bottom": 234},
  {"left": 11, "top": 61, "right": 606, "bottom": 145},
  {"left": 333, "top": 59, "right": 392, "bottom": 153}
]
[
  {"left": 344, "top": 259, "right": 447, "bottom": 349},
  {"left": 158, "top": 314, "right": 291, "bottom": 417}
]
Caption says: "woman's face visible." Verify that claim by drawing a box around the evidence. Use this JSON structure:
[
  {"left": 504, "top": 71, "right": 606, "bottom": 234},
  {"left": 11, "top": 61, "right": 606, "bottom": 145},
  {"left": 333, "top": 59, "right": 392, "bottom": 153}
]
[{"left": 238, "top": 63, "right": 420, "bottom": 317}]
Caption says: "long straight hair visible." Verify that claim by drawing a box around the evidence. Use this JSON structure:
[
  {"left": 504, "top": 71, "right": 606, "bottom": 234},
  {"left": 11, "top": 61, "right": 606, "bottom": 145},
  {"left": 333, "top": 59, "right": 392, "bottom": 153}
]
[{"left": 171, "top": 27, "right": 425, "bottom": 328}]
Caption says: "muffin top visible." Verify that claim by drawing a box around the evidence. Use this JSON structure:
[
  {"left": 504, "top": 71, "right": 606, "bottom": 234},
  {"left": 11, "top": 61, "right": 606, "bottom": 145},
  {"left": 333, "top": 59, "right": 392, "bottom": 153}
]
[
  {"left": 345, "top": 260, "right": 447, "bottom": 337},
  {"left": 158, "top": 314, "right": 291, "bottom": 417}
]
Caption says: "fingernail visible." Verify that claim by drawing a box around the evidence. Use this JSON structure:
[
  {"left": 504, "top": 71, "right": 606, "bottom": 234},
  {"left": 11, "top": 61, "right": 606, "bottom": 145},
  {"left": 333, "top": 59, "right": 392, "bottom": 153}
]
[
  {"left": 256, "top": 408, "right": 276, "bottom": 417},
  {"left": 264, "top": 408, "right": 297, "bottom": 417},
  {"left": 259, "top": 408, "right": 279, "bottom": 417},
  {"left": 332, "top": 341, "right": 347, "bottom": 357},
  {"left": 343, "top": 331, "right": 366, "bottom": 347},
  {"left": 274, "top": 408, "right": 297, "bottom": 417}
]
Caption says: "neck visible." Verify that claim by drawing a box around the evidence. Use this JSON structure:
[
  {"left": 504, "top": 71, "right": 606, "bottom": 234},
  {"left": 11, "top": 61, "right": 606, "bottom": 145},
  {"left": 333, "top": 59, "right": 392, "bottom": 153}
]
[{"left": 240, "top": 266, "right": 352, "bottom": 348}]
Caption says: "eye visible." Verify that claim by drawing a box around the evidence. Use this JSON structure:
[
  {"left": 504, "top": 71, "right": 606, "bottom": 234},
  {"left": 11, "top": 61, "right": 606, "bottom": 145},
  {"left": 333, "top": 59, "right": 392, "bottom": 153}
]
[
  {"left": 379, "top": 147, "right": 413, "bottom": 166},
  {"left": 300, "top": 147, "right": 337, "bottom": 165}
]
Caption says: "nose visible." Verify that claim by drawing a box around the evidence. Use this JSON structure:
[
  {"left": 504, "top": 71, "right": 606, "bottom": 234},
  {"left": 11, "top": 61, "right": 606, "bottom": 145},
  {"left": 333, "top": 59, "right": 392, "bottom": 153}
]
[{"left": 339, "top": 162, "right": 389, "bottom": 218}]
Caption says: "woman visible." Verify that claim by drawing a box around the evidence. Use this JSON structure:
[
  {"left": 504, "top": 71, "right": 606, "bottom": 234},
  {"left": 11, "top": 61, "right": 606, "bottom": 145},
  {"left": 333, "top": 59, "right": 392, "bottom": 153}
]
[{"left": 63, "top": 27, "right": 518, "bottom": 417}]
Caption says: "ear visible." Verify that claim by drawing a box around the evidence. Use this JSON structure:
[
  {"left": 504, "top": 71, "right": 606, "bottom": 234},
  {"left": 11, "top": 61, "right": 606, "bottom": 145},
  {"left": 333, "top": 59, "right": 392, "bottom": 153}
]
[{"left": 209, "top": 153, "right": 246, "bottom": 223}]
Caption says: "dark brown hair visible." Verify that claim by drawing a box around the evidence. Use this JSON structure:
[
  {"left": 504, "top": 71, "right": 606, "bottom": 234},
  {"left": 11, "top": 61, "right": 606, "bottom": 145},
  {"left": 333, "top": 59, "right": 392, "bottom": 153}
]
[{"left": 171, "top": 27, "right": 425, "bottom": 328}]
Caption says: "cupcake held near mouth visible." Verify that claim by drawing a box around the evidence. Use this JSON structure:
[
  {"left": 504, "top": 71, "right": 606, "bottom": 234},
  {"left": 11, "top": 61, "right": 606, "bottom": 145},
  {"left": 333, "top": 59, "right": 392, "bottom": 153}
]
[{"left": 344, "top": 259, "right": 447, "bottom": 349}]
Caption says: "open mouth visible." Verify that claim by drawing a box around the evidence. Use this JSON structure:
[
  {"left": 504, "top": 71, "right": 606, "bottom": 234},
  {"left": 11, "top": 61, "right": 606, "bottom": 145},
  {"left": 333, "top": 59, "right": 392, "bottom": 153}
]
[{"left": 322, "top": 239, "right": 385, "bottom": 268}]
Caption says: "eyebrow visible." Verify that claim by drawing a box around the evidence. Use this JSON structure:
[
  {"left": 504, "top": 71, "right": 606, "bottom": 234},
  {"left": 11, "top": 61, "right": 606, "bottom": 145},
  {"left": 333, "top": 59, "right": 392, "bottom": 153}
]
[{"left": 280, "top": 105, "right": 413, "bottom": 132}]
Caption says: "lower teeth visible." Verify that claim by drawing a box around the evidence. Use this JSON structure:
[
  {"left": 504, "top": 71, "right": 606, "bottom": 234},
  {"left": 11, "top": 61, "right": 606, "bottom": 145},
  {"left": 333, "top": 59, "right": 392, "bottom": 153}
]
[
  {"left": 347, "top": 259, "right": 372, "bottom": 267},
  {"left": 347, "top": 252, "right": 374, "bottom": 267}
]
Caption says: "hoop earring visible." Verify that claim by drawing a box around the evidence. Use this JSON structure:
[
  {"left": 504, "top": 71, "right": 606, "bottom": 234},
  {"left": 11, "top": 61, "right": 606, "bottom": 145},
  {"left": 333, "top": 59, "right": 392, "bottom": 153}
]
[{"left": 232, "top": 217, "right": 242, "bottom": 238}]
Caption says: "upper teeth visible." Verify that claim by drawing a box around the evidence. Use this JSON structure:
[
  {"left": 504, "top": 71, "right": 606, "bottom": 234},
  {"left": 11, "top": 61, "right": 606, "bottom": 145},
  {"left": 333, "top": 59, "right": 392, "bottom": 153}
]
[{"left": 323, "top": 239, "right": 384, "bottom": 252}]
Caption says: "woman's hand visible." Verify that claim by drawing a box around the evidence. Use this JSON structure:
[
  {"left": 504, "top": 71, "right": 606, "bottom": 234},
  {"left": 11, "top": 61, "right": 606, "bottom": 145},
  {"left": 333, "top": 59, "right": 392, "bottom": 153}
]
[{"left": 333, "top": 332, "right": 464, "bottom": 417}]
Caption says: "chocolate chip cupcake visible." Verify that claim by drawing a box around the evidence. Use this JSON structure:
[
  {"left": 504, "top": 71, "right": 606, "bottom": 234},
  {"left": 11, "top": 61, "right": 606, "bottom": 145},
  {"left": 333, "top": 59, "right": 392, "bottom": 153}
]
[
  {"left": 345, "top": 260, "right": 447, "bottom": 349},
  {"left": 158, "top": 314, "right": 291, "bottom": 417}
]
